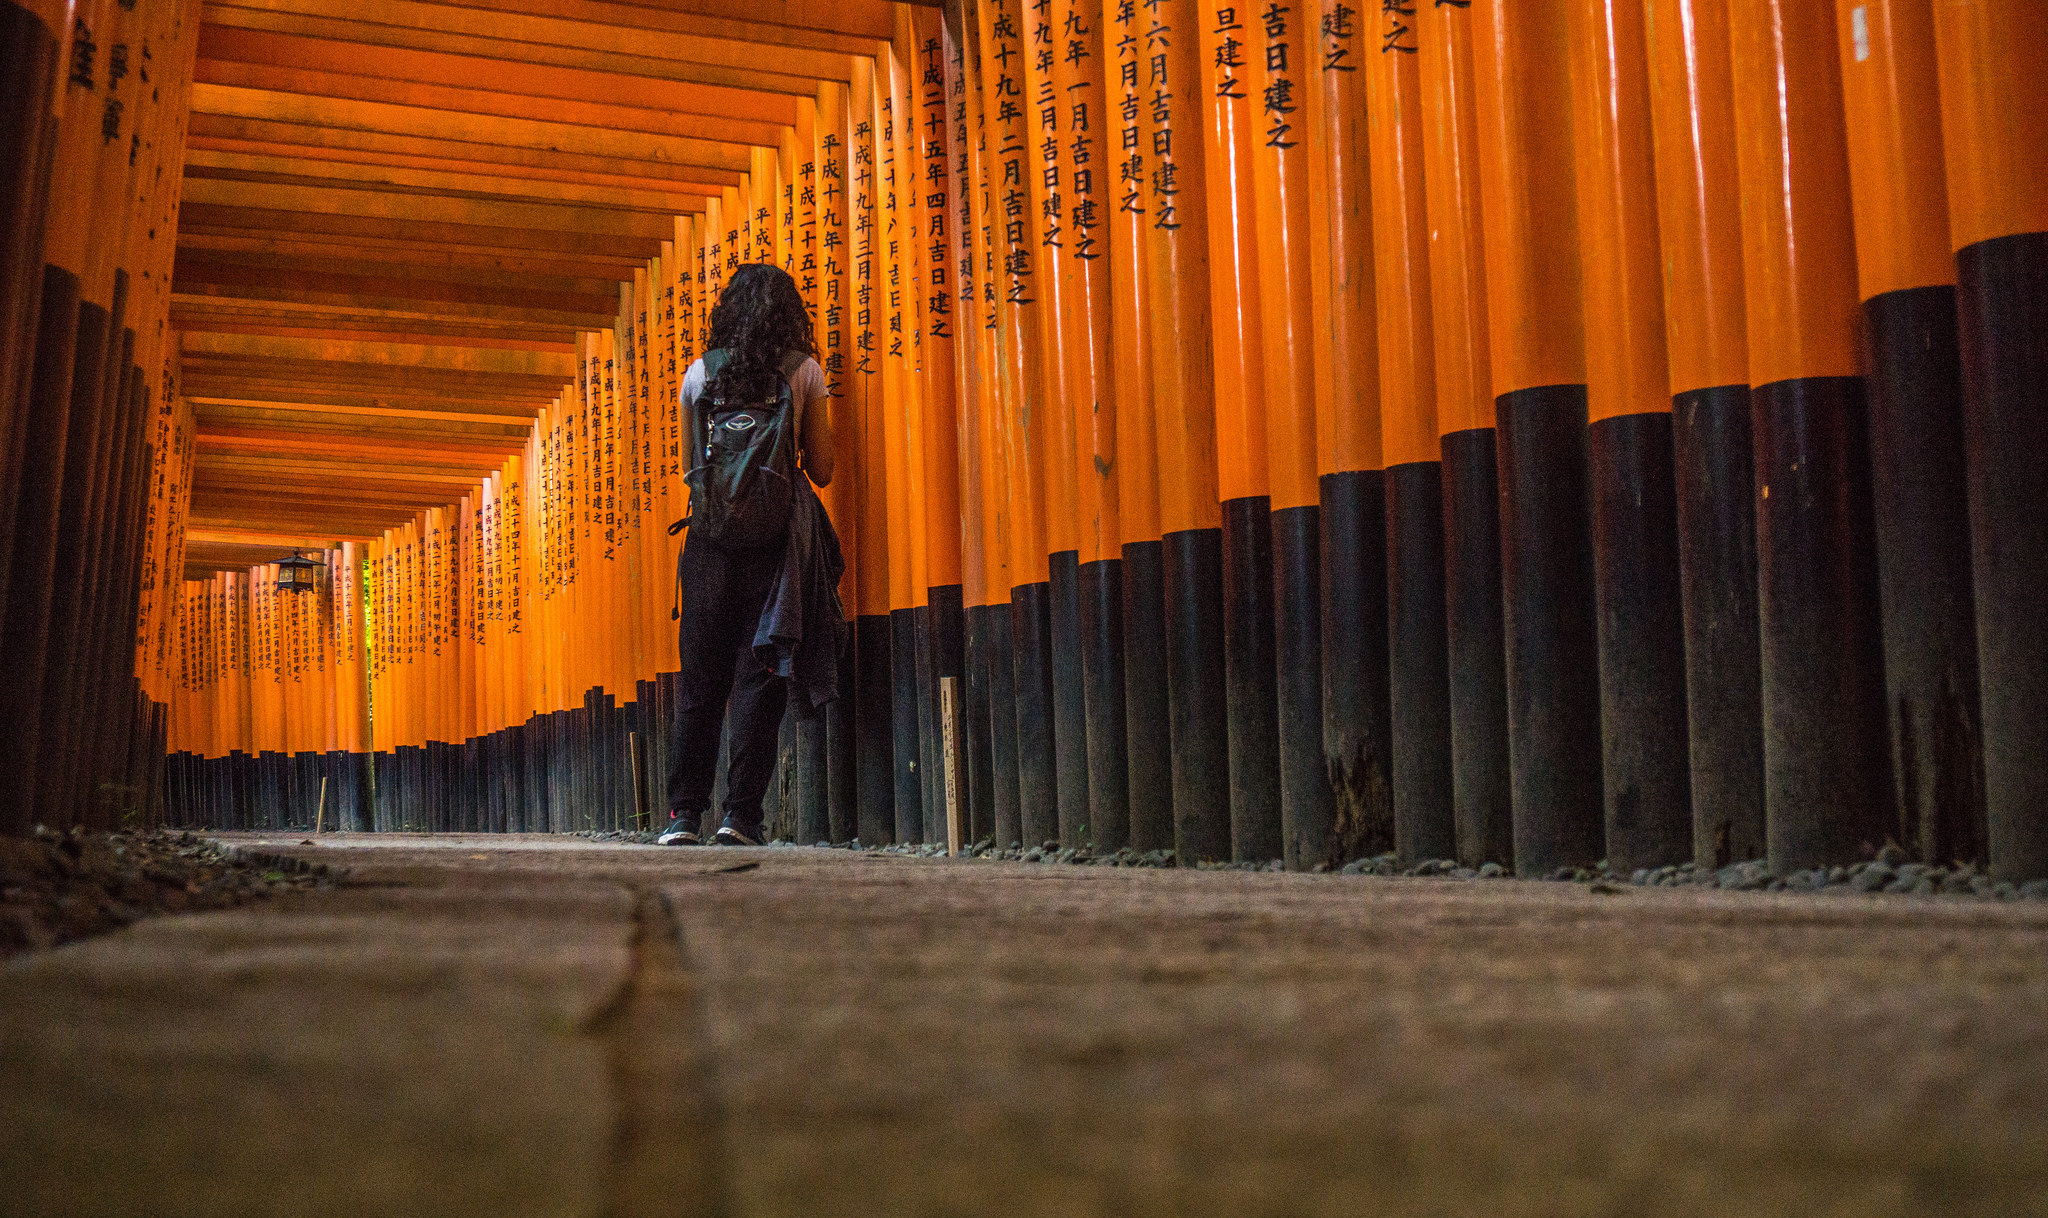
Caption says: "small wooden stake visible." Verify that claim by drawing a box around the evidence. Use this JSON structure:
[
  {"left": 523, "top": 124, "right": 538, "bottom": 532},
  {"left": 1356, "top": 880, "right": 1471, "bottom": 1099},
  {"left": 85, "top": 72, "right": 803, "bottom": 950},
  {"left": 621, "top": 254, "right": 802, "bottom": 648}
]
[
  {"left": 941, "top": 676, "right": 963, "bottom": 856},
  {"left": 315, "top": 775, "right": 328, "bottom": 834},
  {"left": 629, "top": 730, "right": 650, "bottom": 832}
]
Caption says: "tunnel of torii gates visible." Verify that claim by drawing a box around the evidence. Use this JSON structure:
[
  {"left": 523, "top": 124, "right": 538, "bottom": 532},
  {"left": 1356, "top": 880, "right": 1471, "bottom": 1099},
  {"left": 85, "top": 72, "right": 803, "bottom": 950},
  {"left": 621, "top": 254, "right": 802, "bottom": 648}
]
[{"left": 0, "top": 0, "right": 2039, "bottom": 878}]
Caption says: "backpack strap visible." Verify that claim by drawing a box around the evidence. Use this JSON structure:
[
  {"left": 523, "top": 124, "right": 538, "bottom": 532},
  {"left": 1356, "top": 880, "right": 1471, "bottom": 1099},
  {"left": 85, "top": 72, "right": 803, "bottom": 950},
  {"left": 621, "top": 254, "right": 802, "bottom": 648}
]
[
  {"left": 777, "top": 349, "right": 811, "bottom": 470},
  {"left": 700, "top": 348, "right": 733, "bottom": 409},
  {"left": 702, "top": 348, "right": 804, "bottom": 408}
]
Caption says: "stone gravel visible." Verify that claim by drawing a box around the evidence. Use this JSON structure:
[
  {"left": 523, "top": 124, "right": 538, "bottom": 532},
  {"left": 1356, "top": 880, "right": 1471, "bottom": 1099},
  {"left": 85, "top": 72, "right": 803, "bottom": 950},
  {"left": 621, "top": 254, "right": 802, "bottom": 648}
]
[
  {"left": 0, "top": 827, "right": 333, "bottom": 959},
  {"left": 595, "top": 829, "right": 2048, "bottom": 902}
]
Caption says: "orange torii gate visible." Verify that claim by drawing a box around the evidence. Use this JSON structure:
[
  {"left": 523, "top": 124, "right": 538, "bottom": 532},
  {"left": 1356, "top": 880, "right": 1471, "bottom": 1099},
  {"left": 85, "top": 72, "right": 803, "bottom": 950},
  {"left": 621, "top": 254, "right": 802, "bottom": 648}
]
[{"left": 0, "top": 0, "right": 2041, "bottom": 885}]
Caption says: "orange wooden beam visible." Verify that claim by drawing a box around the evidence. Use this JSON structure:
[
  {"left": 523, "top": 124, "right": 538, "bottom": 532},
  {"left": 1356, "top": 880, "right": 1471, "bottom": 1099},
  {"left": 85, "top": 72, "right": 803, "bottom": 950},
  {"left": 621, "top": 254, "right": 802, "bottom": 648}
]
[
  {"left": 194, "top": 60, "right": 790, "bottom": 149},
  {"left": 204, "top": 0, "right": 856, "bottom": 89},
  {"left": 184, "top": 157, "right": 715, "bottom": 215},
  {"left": 175, "top": 232, "right": 648, "bottom": 280},
  {"left": 188, "top": 116, "right": 749, "bottom": 185},
  {"left": 198, "top": 25, "right": 799, "bottom": 124}
]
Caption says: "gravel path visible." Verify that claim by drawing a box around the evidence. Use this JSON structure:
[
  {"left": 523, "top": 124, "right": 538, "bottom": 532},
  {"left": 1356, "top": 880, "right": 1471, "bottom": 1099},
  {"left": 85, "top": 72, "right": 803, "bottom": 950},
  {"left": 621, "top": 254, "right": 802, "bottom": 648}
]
[{"left": 5, "top": 833, "right": 2047, "bottom": 1216}]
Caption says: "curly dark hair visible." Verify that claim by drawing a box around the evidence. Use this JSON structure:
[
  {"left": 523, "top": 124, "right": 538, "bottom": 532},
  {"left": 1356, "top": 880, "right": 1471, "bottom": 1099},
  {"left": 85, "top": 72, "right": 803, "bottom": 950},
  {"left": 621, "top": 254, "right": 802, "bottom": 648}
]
[{"left": 705, "top": 263, "right": 817, "bottom": 403}]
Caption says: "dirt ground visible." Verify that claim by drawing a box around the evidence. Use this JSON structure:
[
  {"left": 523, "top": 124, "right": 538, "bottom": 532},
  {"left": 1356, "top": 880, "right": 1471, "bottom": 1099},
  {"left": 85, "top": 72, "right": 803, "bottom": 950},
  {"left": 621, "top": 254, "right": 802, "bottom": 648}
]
[{"left": 4, "top": 834, "right": 2046, "bottom": 1217}]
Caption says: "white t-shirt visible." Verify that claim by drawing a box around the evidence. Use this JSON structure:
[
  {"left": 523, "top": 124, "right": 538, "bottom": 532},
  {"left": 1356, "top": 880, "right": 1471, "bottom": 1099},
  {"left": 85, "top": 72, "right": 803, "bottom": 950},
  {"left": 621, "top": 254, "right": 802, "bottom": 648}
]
[{"left": 679, "top": 355, "right": 827, "bottom": 431}]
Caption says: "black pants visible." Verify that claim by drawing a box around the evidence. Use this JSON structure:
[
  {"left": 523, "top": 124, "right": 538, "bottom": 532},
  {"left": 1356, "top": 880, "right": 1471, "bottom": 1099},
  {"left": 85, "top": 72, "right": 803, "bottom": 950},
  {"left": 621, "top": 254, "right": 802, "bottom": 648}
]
[{"left": 666, "top": 532, "right": 788, "bottom": 832}]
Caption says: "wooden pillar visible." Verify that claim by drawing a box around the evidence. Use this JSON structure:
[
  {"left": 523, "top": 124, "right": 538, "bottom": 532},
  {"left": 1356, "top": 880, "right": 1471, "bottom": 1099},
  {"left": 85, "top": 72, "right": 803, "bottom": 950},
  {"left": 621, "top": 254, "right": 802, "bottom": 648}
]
[
  {"left": 1418, "top": 0, "right": 1512, "bottom": 869},
  {"left": 1018, "top": 0, "right": 1090, "bottom": 851},
  {"left": 1471, "top": 0, "right": 1604, "bottom": 876},
  {"left": 912, "top": 7, "right": 970, "bottom": 853},
  {"left": 1139, "top": 0, "right": 1229, "bottom": 865},
  {"left": 1100, "top": 0, "right": 1171, "bottom": 854},
  {"left": 879, "top": 41, "right": 929, "bottom": 845},
  {"left": 1050, "top": 0, "right": 1123, "bottom": 854},
  {"left": 978, "top": 0, "right": 1059, "bottom": 851},
  {"left": 958, "top": 0, "right": 1026, "bottom": 850},
  {"left": 0, "top": 0, "right": 67, "bottom": 657},
  {"left": 1246, "top": 0, "right": 1338, "bottom": 870},
  {"left": 1368, "top": 0, "right": 1454, "bottom": 868},
  {"left": 1836, "top": 0, "right": 1985, "bottom": 866},
  {"left": 811, "top": 81, "right": 864, "bottom": 844},
  {"left": 848, "top": 56, "right": 898, "bottom": 845},
  {"left": 0, "top": 0, "right": 113, "bottom": 833},
  {"left": 1730, "top": 0, "right": 1889, "bottom": 872},
  {"left": 1200, "top": 0, "right": 1281, "bottom": 864},
  {"left": 941, "top": 3, "right": 1000, "bottom": 847},
  {"left": 1572, "top": 0, "right": 1692, "bottom": 872},
  {"left": 1307, "top": 0, "right": 1393, "bottom": 866},
  {"left": 1644, "top": 0, "right": 1764, "bottom": 869},
  {"left": 1933, "top": 0, "right": 2048, "bottom": 879}
]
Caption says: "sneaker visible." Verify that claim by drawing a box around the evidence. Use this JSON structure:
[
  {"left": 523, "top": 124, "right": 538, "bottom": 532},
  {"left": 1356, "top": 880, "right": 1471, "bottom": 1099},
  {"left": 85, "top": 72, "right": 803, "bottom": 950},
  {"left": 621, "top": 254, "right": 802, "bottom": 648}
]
[
  {"left": 655, "top": 813, "right": 701, "bottom": 846},
  {"left": 713, "top": 816, "right": 765, "bottom": 847}
]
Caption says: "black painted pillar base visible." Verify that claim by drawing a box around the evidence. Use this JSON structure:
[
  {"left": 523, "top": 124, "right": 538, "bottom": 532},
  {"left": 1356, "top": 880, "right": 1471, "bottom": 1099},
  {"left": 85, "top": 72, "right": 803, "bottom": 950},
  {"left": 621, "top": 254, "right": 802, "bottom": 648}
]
[
  {"left": 1273, "top": 503, "right": 1334, "bottom": 870},
  {"left": 1048, "top": 550, "right": 1091, "bottom": 848},
  {"left": 36, "top": 285, "right": 120, "bottom": 831},
  {"left": 1320, "top": 469, "right": 1395, "bottom": 862},
  {"left": 1386, "top": 460, "right": 1455, "bottom": 866},
  {"left": 1121, "top": 539, "right": 1174, "bottom": 853},
  {"left": 500, "top": 724, "right": 525, "bottom": 833},
  {"left": 399, "top": 744, "right": 426, "bottom": 831},
  {"left": 763, "top": 704, "right": 793, "bottom": 841},
  {"left": 1078, "top": 557, "right": 1130, "bottom": 852},
  {"left": 532, "top": 712, "right": 557, "bottom": 833},
  {"left": 1957, "top": 231, "right": 2048, "bottom": 880},
  {"left": 1496, "top": 386, "right": 1605, "bottom": 876},
  {"left": 1589, "top": 411, "right": 1692, "bottom": 873},
  {"left": 369, "top": 750, "right": 389, "bottom": 831},
  {"left": 1163, "top": 527, "right": 1230, "bottom": 864},
  {"left": 985, "top": 598, "right": 1023, "bottom": 847},
  {"left": 1864, "top": 284, "right": 1985, "bottom": 866},
  {"left": 477, "top": 733, "right": 500, "bottom": 833},
  {"left": 794, "top": 698, "right": 830, "bottom": 845},
  {"left": 0, "top": 265, "right": 82, "bottom": 836},
  {"left": 1441, "top": 428, "right": 1513, "bottom": 869},
  {"left": 1672, "top": 384, "right": 1766, "bottom": 867},
  {"left": 962, "top": 601, "right": 998, "bottom": 844},
  {"left": 0, "top": 1, "right": 61, "bottom": 647},
  {"left": 1753, "top": 375, "right": 1890, "bottom": 872},
  {"left": 928, "top": 584, "right": 964, "bottom": 841},
  {"left": 903, "top": 603, "right": 932, "bottom": 844},
  {"left": 1221, "top": 497, "right": 1280, "bottom": 863},
  {"left": 855, "top": 612, "right": 895, "bottom": 844},
  {"left": 826, "top": 643, "right": 858, "bottom": 843},
  {"left": 1011, "top": 581, "right": 1057, "bottom": 848}
]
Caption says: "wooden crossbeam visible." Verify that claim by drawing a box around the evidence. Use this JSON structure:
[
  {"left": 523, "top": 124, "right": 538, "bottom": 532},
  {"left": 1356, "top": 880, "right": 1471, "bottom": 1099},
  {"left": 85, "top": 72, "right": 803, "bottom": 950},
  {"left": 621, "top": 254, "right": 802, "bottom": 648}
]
[
  {"left": 207, "top": 0, "right": 873, "bottom": 76},
  {"left": 184, "top": 155, "right": 715, "bottom": 215},
  {"left": 187, "top": 117, "right": 749, "bottom": 184},
  {"left": 190, "top": 85, "right": 757, "bottom": 171},
  {"left": 194, "top": 61, "right": 791, "bottom": 149},
  {"left": 167, "top": 0, "right": 916, "bottom": 545},
  {"left": 198, "top": 26, "right": 801, "bottom": 125}
]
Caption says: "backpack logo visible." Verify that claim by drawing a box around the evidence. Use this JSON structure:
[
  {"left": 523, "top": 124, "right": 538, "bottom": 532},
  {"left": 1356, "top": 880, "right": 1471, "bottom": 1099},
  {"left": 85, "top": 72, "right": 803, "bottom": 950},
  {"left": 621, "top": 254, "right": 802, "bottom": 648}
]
[{"left": 723, "top": 415, "right": 757, "bottom": 431}]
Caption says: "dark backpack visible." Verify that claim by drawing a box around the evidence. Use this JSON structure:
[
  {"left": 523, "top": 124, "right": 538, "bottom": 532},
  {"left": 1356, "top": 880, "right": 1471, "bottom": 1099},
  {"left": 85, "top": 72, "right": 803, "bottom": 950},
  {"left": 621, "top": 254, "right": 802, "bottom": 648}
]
[{"left": 671, "top": 348, "right": 808, "bottom": 549}]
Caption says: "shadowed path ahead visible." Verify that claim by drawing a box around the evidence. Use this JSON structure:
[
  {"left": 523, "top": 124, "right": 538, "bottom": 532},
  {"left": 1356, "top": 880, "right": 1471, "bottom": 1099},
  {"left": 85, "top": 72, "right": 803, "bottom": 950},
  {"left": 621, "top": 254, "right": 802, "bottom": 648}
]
[{"left": 6, "top": 835, "right": 2048, "bottom": 1216}]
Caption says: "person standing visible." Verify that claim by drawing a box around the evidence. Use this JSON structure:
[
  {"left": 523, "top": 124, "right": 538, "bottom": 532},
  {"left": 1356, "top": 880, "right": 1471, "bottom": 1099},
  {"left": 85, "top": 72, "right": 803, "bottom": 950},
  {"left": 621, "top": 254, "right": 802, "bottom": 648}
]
[{"left": 658, "top": 264, "right": 836, "bottom": 845}]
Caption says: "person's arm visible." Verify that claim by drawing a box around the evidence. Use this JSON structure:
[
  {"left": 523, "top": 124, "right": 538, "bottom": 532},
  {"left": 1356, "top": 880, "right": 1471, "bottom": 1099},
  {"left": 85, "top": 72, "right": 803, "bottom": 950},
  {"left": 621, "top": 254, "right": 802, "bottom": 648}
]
[
  {"left": 800, "top": 392, "right": 834, "bottom": 486},
  {"left": 679, "top": 358, "right": 707, "bottom": 467}
]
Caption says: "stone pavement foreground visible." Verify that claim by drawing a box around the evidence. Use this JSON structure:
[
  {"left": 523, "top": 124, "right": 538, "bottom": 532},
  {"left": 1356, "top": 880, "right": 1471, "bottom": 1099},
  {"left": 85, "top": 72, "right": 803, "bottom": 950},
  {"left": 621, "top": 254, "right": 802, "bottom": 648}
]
[{"left": 4, "top": 835, "right": 2047, "bottom": 1217}]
